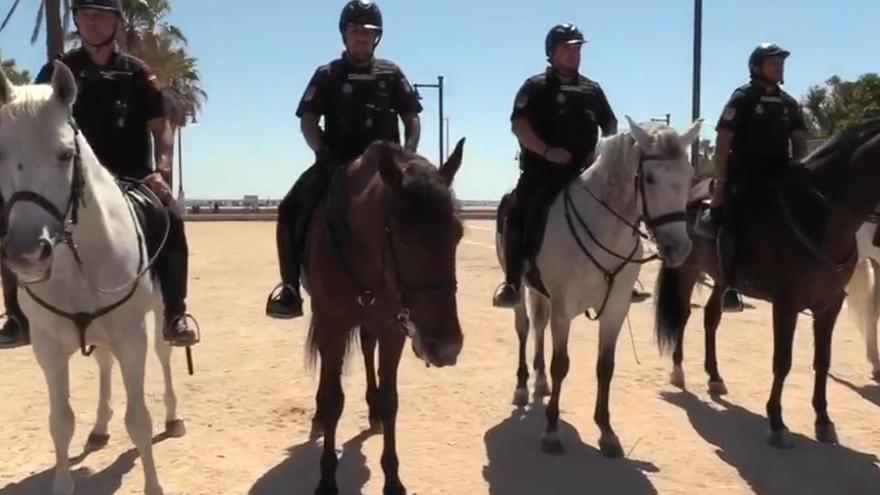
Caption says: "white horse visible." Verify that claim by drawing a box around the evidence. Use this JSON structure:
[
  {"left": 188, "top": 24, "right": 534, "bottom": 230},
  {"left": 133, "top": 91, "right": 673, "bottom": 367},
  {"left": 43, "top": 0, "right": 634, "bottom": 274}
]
[
  {"left": 844, "top": 220, "right": 880, "bottom": 380},
  {"left": 496, "top": 117, "right": 701, "bottom": 457},
  {"left": 0, "top": 62, "right": 183, "bottom": 495}
]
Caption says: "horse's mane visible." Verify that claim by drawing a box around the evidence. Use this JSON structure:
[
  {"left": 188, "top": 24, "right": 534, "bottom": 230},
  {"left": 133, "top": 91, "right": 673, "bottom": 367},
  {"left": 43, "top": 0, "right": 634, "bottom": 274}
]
[
  {"left": 804, "top": 118, "right": 880, "bottom": 172},
  {"left": 0, "top": 85, "right": 54, "bottom": 121},
  {"left": 589, "top": 124, "right": 684, "bottom": 202}
]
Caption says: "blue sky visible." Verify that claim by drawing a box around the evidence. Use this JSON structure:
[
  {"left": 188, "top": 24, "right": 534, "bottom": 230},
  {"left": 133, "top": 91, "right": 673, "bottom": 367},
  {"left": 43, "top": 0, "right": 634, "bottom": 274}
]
[{"left": 1, "top": 0, "right": 877, "bottom": 200}]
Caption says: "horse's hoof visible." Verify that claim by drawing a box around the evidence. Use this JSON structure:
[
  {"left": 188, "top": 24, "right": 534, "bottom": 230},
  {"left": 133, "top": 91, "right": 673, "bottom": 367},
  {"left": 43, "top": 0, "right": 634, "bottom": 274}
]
[
  {"left": 708, "top": 380, "right": 728, "bottom": 396},
  {"left": 315, "top": 479, "right": 339, "bottom": 495},
  {"left": 512, "top": 388, "right": 529, "bottom": 407},
  {"left": 534, "top": 377, "right": 551, "bottom": 397},
  {"left": 599, "top": 433, "right": 624, "bottom": 458},
  {"left": 670, "top": 367, "right": 686, "bottom": 389},
  {"left": 768, "top": 429, "right": 794, "bottom": 449},
  {"left": 383, "top": 482, "right": 407, "bottom": 495},
  {"left": 540, "top": 432, "right": 565, "bottom": 455},
  {"left": 816, "top": 423, "right": 839, "bottom": 444},
  {"left": 86, "top": 432, "right": 110, "bottom": 451},
  {"left": 165, "top": 419, "right": 187, "bottom": 438}
]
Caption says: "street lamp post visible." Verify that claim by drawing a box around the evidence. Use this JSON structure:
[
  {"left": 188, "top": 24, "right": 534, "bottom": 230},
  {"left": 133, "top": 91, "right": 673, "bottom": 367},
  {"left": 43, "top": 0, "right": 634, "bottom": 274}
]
[
  {"left": 692, "top": 0, "right": 703, "bottom": 169},
  {"left": 414, "top": 75, "right": 445, "bottom": 166}
]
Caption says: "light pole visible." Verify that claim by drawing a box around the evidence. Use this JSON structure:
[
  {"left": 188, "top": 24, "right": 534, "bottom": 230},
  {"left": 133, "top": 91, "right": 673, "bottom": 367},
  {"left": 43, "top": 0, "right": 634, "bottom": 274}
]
[
  {"left": 414, "top": 75, "right": 445, "bottom": 165},
  {"left": 692, "top": 0, "right": 703, "bottom": 169},
  {"left": 177, "top": 114, "right": 197, "bottom": 213}
]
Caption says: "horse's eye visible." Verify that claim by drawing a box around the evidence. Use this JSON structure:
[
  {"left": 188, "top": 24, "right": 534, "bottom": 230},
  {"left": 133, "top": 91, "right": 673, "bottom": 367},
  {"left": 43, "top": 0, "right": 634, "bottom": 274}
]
[{"left": 58, "top": 149, "right": 74, "bottom": 162}]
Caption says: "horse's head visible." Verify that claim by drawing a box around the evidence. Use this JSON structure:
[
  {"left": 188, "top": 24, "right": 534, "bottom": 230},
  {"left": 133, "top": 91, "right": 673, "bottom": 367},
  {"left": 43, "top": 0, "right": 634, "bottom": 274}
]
[
  {"left": 377, "top": 139, "right": 466, "bottom": 367},
  {"left": 0, "top": 61, "right": 80, "bottom": 283},
  {"left": 626, "top": 116, "right": 702, "bottom": 267}
]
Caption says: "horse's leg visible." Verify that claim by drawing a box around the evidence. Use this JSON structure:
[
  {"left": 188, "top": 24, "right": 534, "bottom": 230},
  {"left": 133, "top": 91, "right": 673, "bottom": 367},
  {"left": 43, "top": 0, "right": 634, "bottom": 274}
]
[
  {"left": 360, "top": 326, "right": 382, "bottom": 432},
  {"left": 595, "top": 312, "right": 626, "bottom": 458},
  {"left": 870, "top": 260, "right": 880, "bottom": 380},
  {"left": 33, "top": 336, "right": 76, "bottom": 495},
  {"left": 541, "top": 309, "right": 571, "bottom": 455},
  {"left": 87, "top": 346, "right": 114, "bottom": 451},
  {"left": 704, "top": 285, "right": 728, "bottom": 395},
  {"left": 813, "top": 296, "right": 844, "bottom": 444},
  {"left": 378, "top": 329, "right": 407, "bottom": 495},
  {"left": 767, "top": 302, "right": 798, "bottom": 449},
  {"left": 314, "top": 335, "right": 346, "bottom": 495},
  {"left": 115, "top": 329, "right": 163, "bottom": 495},
  {"left": 154, "top": 312, "right": 185, "bottom": 438},
  {"left": 512, "top": 294, "right": 530, "bottom": 406},
  {"left": 530, "top": 291, "right": 551, "bottom": 398},
  {"left": 669, "top": 270, "right": 697, "bottom": 389}
]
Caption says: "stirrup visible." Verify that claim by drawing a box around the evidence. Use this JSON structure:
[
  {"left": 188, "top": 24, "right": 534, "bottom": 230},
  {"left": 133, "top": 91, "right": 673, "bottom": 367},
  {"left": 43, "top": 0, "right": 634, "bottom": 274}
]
[{"left": 166, "top": 313, "right": 200, "bottom": 347}]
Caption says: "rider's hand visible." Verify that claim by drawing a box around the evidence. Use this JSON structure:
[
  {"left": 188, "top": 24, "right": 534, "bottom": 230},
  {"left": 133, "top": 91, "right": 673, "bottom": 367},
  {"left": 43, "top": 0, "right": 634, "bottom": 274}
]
[{"left": 144, "top": 172, "right": 172, "bottom": 200}]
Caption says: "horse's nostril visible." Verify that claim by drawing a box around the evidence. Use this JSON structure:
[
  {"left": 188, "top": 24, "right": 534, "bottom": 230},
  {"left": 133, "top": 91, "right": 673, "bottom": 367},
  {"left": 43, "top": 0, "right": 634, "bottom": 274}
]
[{"left": 37, "top": 240, "right": 53, "bottom": 261}]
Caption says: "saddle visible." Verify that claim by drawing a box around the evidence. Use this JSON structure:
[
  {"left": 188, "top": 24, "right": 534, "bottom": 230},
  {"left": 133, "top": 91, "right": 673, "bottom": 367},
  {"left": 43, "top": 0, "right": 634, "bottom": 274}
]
[{"left": 118, "top": 180, "right": 170, "bottom": 264}]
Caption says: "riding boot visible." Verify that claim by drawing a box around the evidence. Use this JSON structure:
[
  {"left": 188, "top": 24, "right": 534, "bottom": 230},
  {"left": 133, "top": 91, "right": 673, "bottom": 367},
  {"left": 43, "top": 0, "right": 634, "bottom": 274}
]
[
  {"left": 0, "top": 259, "right": 29, "bottom": 349},
  {"left": 267, "top": 182, "right": 305, "bottom": 319},
  {"left": 156, "top": 213, "right": 198, "bottom": 347},
  {"left": 493, "top": 213, "right": 525, "bottom": 308}
]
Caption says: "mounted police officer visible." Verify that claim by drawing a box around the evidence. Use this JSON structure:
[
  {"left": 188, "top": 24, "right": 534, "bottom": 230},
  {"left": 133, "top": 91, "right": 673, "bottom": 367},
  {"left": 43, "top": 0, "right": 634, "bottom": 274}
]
[
  {"left": 0, "top": 0, "right": 198, "bottom": 348},
  {"left": 492, "top": 23, "right": 617, "bottom": 308},
  {"left": 701, "top": 43, "right": 808, "bottom": 311},
  {"left": 265, "top": 0, "right": 423, "bottom": 319}
]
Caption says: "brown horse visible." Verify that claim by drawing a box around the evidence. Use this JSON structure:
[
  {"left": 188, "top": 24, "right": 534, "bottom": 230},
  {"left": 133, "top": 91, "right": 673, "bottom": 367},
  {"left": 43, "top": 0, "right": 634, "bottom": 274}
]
[
  {"left": 303, "top": 139, "right": 465, "bottom": 495},
  {"left": 655, "top": 118, "right": 880, "bottom": 448}
]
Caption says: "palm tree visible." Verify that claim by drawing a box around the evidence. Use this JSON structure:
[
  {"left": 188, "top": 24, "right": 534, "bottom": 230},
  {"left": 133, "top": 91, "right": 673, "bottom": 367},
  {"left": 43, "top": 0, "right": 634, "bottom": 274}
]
[
  {"left": 0, "top": 0, "right": 71, "bottom": 61},
  {"left": 0, "top": 51, "right": 31, "bottom": 84}
]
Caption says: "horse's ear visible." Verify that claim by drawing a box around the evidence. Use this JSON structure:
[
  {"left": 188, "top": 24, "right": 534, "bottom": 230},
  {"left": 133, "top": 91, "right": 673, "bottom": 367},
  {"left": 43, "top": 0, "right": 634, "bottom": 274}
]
[
  {"left": 439, "top": 138, "right": 466, "bottom": 186},
  {"left": 0, "top": 69, "right": 13, "bottom": 106},
  {"left": 51, "top": 60, "right": 77, "bottom": 106},
  {"left": 680, "top": 119, "right": 704, "bottom": 146},
  {"left": 378, "top": 142, "right": 403, "bottom": 189},
  {"left": 626, "top": 115, "right": 652, "bottom": 151}
]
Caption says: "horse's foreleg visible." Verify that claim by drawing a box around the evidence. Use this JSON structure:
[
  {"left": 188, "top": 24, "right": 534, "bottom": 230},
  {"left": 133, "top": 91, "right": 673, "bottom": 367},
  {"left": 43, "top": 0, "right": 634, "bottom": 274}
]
[
  {"left": 360, "top": 326, "right": 382, "bottom": 432},
  {"left": 315, "top": 335, "right": 345, "bottom": 495},
  {"left": 595, "top": 313, "right": 625, "bottom": 458},
  {"left": 813, "top": 296, "right": 844, "bottom": 444},
  {"left": 530, "top": 291, "right": 551, "bottom": 398},
  {"left": 704, "top": 285, "right": 728, "bottom": 395},
  {"left": 541, "top": 309, "right": 571, "bottom": 455},
  {"left": 33, "top": 335, "right": 76, "bottom": 495},
  {"left": 154, "top": 312, "right": 185, "bottom": 438},
  {"left": 116, "top": 329, "right": 163, "bottom": 495},
  {"left": 767, "top": 302, "right": 798, "bottom": 449},
  {"left": 513, "top": 293, "right": 530, "bottom": 406},
  {"left": 87, "top": 346, "right": 114, "bottom": 450},
  {"left": 378, "top": 330, "right": 407, "bottom": 495}
]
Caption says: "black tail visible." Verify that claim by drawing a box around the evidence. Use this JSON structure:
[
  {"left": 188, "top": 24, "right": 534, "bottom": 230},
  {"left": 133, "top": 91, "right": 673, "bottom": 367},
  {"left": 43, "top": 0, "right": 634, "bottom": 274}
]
[{"left": 654, "top": 263, "right": 692, "bottom": 354}]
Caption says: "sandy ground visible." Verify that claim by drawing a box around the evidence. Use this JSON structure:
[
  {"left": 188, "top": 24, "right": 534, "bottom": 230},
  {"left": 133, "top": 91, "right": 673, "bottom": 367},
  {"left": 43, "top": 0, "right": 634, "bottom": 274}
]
[{"left": 1, "top": 220, "right": 880, "bottom": 495}]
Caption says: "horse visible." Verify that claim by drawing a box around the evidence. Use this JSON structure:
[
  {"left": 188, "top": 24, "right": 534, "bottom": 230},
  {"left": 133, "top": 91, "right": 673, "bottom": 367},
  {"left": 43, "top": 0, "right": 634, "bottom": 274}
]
[
  {"left": 843, "top": 216, "right": 880, "bottom": 381},
  {"left": 654, "top": 118, "right": 880, "bottom": 448},
  {"left": 496, "top": 117, "right": 702, "bottom": 458},
  {"left": 303, "top": 138, "right": 465, "bottom": 495},
  {"left": 0, "top": 62, "right": 184, "bottom": 495}
]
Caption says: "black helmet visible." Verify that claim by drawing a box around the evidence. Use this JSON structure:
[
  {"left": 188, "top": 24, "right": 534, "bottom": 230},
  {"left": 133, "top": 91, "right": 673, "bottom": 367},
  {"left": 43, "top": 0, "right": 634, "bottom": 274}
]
[
  {"left": 339, "top": 1, "right": 383, "bottom": 34},
  {"left": 71, "top": 0, "right": 121, "bottom": 13},
  {"left": 748, "top": 43, "right": 790, "bottom": 78},
  {"left": 545, "top": 23, "right": 586, "bottom": 58}
]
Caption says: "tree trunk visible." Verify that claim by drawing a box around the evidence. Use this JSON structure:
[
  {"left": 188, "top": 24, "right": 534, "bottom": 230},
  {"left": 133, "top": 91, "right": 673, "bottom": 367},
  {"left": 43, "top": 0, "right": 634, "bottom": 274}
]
[{"left": 44, "top": 0, "right": 63, "bottom": 61}]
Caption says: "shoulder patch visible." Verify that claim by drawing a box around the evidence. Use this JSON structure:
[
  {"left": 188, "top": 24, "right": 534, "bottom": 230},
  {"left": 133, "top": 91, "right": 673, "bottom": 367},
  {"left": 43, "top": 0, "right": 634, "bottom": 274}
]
[
  {"left": 303, "top": 86, "right": 317, "bottom": 102},
  {"left": 722, "top": 106, "right": 737, "bottom": 121}
]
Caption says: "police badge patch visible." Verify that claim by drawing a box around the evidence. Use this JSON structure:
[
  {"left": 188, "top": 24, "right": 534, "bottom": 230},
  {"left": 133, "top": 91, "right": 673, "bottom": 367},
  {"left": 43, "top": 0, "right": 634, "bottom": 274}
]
[{"left": 722, "top": 106, "right": 736, "bottom": 121}]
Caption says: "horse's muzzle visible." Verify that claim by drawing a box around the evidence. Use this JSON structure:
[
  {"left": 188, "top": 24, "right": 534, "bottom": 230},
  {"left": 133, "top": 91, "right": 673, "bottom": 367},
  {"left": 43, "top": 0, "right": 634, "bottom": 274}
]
[{"left": 2, "top": 236, "right": 54, "bottom": 283}]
